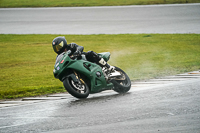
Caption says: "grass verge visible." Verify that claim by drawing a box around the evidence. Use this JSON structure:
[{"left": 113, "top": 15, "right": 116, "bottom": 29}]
[
  {"left": 0, "top": 34, "right": 200, "bottom": 99},
  {"left": 0, "top": 0, "right": 200, "bottom": 8}
]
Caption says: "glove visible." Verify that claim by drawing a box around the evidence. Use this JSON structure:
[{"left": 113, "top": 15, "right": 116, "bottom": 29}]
[{"left": 73, "top": 50, "right": 81, "bottom": 56}]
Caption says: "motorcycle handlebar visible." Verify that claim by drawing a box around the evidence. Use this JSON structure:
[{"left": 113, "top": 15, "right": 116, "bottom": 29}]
[
  {"left": 66, "top": 50, "right": 86, "bottom": 60},
  {"left": 66, "top": 50, "right": 72, "bottom": 55}
]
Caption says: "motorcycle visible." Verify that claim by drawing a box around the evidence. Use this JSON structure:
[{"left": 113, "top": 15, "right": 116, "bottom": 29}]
[{"left": 53, "top": 50, "right": 131, "bottom": 99}]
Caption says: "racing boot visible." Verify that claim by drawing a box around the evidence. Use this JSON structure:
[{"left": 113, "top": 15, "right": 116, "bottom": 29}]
[
  {"left": 99, "top": 58, "right": 115, "bottom": 72},
  {"left": 86, "top": 51, "right": 115, "bottom": 71}
]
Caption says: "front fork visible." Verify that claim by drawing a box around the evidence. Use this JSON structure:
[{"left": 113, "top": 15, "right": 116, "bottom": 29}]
[{"left": 73, "top": 70, "right": 85, "bottom": 84}]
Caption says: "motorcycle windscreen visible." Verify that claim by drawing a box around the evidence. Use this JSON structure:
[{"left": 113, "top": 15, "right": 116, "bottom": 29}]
[{"left": 55, "top": 53, "right": 65, "bottom": 65}]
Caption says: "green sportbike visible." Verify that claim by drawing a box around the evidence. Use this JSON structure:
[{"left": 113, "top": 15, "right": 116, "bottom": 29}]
[{"left": 53, "top": 50, "right": 131, "bottom": 99}]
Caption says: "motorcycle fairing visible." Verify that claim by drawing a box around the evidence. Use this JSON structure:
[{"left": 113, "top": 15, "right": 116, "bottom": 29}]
[
  {"left": 53, "top": 52, "right": 113, "bottom": 93},
  {"left": 98, "top": 52, "right": 110, "bottom": 62}
]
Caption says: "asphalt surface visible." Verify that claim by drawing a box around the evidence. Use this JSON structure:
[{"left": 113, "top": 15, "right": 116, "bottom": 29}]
[
  {"left": 0, "top": 3, "right": 200, "bottom": 34},
  {"left": 0, "top": 71, "right": 200, "bottom": 133}
]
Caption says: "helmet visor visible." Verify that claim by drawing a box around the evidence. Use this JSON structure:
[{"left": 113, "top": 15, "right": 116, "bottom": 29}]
[
  {"left": 53, "top": 44, "right": 62, "bottom": 53},
  {"left": 53, "top": 41, "right": 64, "bottom": 53}
]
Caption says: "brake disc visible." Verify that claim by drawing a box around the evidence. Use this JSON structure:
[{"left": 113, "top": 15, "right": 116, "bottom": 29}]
[{"left": 71, "top": 80, "right": 85, "bottom": 91}]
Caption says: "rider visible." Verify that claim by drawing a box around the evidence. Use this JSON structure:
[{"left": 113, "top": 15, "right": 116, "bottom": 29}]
[{"left": 52, "top": 36, "right": 115, "bottom": 71}]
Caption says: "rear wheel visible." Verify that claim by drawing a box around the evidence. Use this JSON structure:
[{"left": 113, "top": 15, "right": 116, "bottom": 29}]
[
  {"left": 111, "top": 67, "right": 131, "bottom": 93},
  {"left": 63, "top": 74, "right": 89, "bottom": 99}
]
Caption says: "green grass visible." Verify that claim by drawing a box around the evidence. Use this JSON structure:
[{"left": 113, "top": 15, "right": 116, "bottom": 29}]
[
  {"left": 0, "top": 0, "right": 200, "bottom": 7},
  {"left": 0, "top": 34, "right": 200, "bottom": 99}
]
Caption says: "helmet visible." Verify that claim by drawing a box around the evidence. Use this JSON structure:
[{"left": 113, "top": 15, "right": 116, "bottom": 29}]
[{"left": 52, "top": 37, "right": 67, "bottom": 54}]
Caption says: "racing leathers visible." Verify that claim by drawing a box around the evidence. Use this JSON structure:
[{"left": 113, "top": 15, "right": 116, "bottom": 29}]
[{"left": 56, "top": 43, "right": 114, "bottom": 71}]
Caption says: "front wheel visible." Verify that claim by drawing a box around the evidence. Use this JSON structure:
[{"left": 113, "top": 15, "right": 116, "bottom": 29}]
[
  {"left": 111, "top": 66, "right": 131, "bottom": 93},
  {"left": 63, "top": 75, "right": 90, "bottom": 99}
]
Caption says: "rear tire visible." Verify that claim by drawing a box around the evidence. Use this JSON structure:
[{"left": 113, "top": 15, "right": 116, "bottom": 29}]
[
  {"left": 63, "top": 75, "right": 89, "bottom": 99},
  {"left": 111, "top": 67, "right": 131, "bottom": 93}
]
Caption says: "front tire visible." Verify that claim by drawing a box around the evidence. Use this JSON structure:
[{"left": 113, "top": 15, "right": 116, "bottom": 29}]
[
  {"left": 111, "top": 67, "right": 131, "bottom": 93},
  {"left": 63, "top": 75, "right": 90, "bottom": 99}
]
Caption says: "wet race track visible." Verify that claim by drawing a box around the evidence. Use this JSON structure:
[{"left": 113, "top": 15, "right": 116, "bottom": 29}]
[
  {"left": 0, "top": 4, "right": 200, "bottom": 34},
  {"left": 0, "top": 71, "right": 200, "bottom": 133},
  {"left": 0, "top": 3, "right": 200, "bottom": 133}
]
